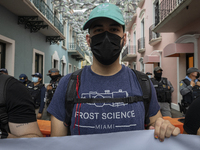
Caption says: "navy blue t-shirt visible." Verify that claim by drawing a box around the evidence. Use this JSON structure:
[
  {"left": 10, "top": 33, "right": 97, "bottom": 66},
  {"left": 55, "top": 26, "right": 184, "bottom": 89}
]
[{"left": 47, "top": 65, "right": 160, "bottom": 135}]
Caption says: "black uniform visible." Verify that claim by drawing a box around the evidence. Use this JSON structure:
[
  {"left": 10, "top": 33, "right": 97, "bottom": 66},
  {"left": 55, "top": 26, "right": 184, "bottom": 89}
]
[
  {"left": 150, "top": 78, "right": 172, "bottom": 103},
  {"left": 46, "top": 76, "right": 62, "bottom": 106},
  {"left": 27, "top": 82, "right": 44, "bottom": 109}
]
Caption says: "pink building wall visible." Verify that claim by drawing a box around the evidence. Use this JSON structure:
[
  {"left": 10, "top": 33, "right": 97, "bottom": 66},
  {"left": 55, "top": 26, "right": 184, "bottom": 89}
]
[{"left": 127, "top": 0, "right": 200, "bottom": 110}]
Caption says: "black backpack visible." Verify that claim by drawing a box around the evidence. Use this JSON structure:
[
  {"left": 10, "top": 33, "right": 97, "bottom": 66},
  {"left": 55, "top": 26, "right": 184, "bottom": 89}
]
[
  {"left": 64, "top": 69, "right": 152, "bottom": 132},
  {"left": 0, "top": 73, "right": 12, "bottom": 132}
]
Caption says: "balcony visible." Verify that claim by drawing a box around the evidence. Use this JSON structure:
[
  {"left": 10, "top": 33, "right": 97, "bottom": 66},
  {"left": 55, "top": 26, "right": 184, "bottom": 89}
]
[
  {"left": 153, "top": 0, "right": 200, "bottom": 32},
  {"left": 68, "top": 43, "right": 85, "bottom": 61},
  {"left": 138, "top": 37, "right": 145, "bottom": 53},
  {"left": 138, "top": 0, "right": 145, "bottom": 8},
  {"left": 122, "top": 45, "right": 137, "bottom": 62},
  {"left": 149, "top": 24, "right": 162, "bottom": 46},
  {"left": 0, "top": 0, "right": 65, "bottom": 44}
]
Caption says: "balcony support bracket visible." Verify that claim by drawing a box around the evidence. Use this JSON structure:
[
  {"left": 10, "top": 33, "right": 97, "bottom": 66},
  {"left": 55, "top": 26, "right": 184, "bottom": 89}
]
[{"left": 46, "top": 36, "right": 63, "bottom": 45}]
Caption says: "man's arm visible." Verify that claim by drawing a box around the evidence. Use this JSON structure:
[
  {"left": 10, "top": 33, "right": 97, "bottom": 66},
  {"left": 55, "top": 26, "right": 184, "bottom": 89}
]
[
  {"left": 167, "top": 80, "right": 174, "bottom": 93},
  {"left": 50, "top": 115, "right": 68, "bottom": 137},
  {"left": 179, "top": 81, "right": 193, "bottom": 96},
  {"left": 149, "top": 110, "right": 180, "bottom": 142},
  {"left": 8, "top": 122, "right": 43, "bottom": 138}
]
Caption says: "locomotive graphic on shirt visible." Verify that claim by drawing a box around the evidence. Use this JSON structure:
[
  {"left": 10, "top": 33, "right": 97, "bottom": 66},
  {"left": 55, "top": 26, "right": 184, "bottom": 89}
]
[{"left": 81, "top": 89, "right": 128, "bottom": 107}]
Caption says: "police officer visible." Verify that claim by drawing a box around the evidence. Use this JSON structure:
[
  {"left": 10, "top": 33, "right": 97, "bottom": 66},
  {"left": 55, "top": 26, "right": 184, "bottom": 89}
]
[
  {"left": 19, "top": 74, "right": 32, "bottom": 87},
  {"left": 27, "top": 73, "right": 46, "bottom": 119},
  {"left": 151, "top": 67, "right": 174, "bottom": 117},
  {"left": 179, "top": 67, "right": 200, "bottom": 114},
  {"left": 146, "top": 72, "right": 152, "bottom": 78},
  {"left": 46, "top": 68, "right": 62, "bottom": 107},
  {"left": 0, "top": 68, "right": 8, "bottom": 75}
]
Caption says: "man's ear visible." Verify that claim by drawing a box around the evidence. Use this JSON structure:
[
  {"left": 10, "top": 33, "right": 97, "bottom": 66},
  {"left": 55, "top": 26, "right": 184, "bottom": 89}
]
[
  {"left": 86, "top": 34, "right": 91, "bottom": 47},
  {"left": 123, "top": 33, "right": 127, "bottom": 46}
]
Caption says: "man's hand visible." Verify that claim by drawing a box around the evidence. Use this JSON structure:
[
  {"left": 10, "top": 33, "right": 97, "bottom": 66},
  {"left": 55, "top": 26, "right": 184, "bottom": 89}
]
[
  {"left": 168, "top": 86, "right": 170, "bottom": 90},
  {"left": 196, "top": 81, "right": 200, "bottom": 87},
  {"left": 153, "top": 117, "right": 180, "bottom": 142},
  {"left": 46, "top": 84, "right": 53, "bottom": 91},
  {"left": 37, "top": 113, "right": 42, "bottom": 119},
  {"left": 190, "top": 81, "right": 195, "bottom": 87}
]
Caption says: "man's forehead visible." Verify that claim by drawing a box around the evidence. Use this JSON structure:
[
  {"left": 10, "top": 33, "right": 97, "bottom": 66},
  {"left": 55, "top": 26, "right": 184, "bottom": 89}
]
[{"left": 90, "top": 18, "right": 122, "bottom": 28}]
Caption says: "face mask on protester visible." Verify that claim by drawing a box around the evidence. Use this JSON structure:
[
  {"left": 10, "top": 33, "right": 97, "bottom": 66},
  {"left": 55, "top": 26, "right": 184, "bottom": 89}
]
[
  {"left": 154, "top": 72, "right": 162, "bottom": 80},
  {"left": 90, "top": 31, "right": 124, "bottom": 65},
  {"left": 50, "top": 75, "right": 60, "bottom": 81},
  {"left": 148, "top": 75, "right": 151, "bottom": 78},
  {"left": 196, "top": 72, "right": 200, "bottom": 79},
  {"left": 32, "top": 77, "right": 39, "bottom": 83}
]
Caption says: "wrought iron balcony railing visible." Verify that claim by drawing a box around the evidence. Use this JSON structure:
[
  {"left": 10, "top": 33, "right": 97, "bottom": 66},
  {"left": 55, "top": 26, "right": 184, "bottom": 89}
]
[
  {"left": 68, "top": 43, "right": 85, "bottom": 57},
  {"left": 155, "top": 0, "right": 184, "bottom": 26},
  {"left": 138, "top": 37, "right": 145, "bottom": 51},
  {"left": 31, "top": 0, "right": 63, "bottom": 34},
  {"left": 122, "top": 45, "right": 136, "bottom": 59},
  {"left": 149, "top": 24, "right": 160, "bottom": 41}
]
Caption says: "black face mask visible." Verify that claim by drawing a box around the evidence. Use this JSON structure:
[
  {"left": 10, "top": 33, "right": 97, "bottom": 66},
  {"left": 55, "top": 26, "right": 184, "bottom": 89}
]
[
  {"left": 90, "top": 31, "right": 124, "bottom": 65},
  {"left": 196, "top": 72, "right": 200, "bottom": 79},
  {"left": 154, "top": 72, "right": 162, "bottom": 81},
  {"left": 50, "top": 75, "right": 60, "bottom": 81}
]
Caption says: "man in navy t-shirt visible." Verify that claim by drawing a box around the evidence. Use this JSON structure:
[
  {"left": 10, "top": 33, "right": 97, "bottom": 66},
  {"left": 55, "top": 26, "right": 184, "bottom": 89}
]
[{"left": 47, "top": 3, "right": 180, "bottom": 142}]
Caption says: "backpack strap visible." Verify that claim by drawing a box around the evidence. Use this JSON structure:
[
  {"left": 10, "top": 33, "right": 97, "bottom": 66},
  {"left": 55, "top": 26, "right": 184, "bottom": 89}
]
[
  {"left": 64, "top": 69, "right": 152, "bottom": 130},
  {"left": 64, "top": 69, "right": 83, "bottom": 126},
  {"left": 132, "top": 70, "right": 152, "bottom": 127},
  {"left": 0, "top": 73, "right": 12, "bottom": 132}
]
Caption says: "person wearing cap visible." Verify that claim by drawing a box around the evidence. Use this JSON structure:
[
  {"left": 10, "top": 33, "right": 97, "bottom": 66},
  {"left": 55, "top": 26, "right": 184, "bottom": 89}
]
[
  {"left": 150, "top": 66, "right": 174, "bottom": 117},
  {"left": 27, "top": 73, "right": 46, "bottom": 119},
  {"left": 146, "top": 72, "right": 152, "bottom": 78},
  {"left": 179, "top": 67, "right": 200, "bottom": 114},
  {"left": 19, "top": 74, "right": 32, "bottom": 87},
  {"left": 46, "top": 68, "right": 62, "bottom": 107},
  {"left": 0, "top": 68, "right": 8, "bottom": 75},
  {"left": 0, "top": 72, "right": 42, "bottom": 139},
  {"left": 47, "top": 3, "right": 180, "bottom": 140}
]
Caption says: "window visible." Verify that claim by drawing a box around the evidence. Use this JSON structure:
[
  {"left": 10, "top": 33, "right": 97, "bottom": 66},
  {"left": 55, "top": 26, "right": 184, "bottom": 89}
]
[
  {"left": 133, "top": 32, "right": 136, "bottom": 54},
  {"left": 154, "top": 0, "right": 160, "bottom": 25},
  {"left": 35, "top": 53, "right": 43, "bottom": 77},
  {"left": 141, "top": 19, "right": 144, "bottom": 38},
  {"left": 33, "top": 49, "right": 45, "bottom": 80},
  {"left": 139, "top": 57, "right": 144, "bottom": 73},
  {"left": 61, "top": 55, "right": 67, "bottom": 76},
  {"left": 68, "top": 63, "right": 72, "bottom": 74},
  {"left": 186, "top": 53, "right": 194, "bottom": 71},
  {"left": 0, "top": 43, "right": 6, "bottom": 68},
  {"left": 54, "top": 60, "right": 58, "bottom": 68},
  {"left": 52, "top": 51, "right": 60, "bottom": 69},
  {"left": 63, "top": 22, "right": 66, "bottom": 47}
]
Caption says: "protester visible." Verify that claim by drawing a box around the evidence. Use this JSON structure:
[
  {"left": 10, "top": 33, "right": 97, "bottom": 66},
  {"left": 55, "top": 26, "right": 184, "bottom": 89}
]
[
  {"left": 46, "top": 68, "right": 62, "bottom": 107},
  {"left": 47, "top": 3, "right": 180, "bottom": 141},
  {"left": 0, "top": 73, "right": 42, "bottom": 139},
  {"left": 179, "top": 67, "right": 200, "bottom": 114},
  {"left": 151, "top": 67, "right": 174, "bottom": 117},
  {"left": 19, "top": 74, "right": 32, "bottom": 87},
  {"left": 146, "top": 72, "right": 152, "bottom": 78},
  {"left": 27, "top": 73, "right": 46, "bottom": 119},
  {"left": 183, "top": 96, "right": 200, "bottom": 135},
  {"left": 0, "top": 68, "right": 8, "bottom": 75}
]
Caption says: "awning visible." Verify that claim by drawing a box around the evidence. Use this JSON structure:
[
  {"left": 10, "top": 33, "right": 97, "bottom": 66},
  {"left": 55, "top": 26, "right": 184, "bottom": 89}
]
[
  {"left": 164, "top": 43, "right": 194, "bottom": 57},
  {"left": 143, "top": 55, "right": 160, "bottom": 64}
]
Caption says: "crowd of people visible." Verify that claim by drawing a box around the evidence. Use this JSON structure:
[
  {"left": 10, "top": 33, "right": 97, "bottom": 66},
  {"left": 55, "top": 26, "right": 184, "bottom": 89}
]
[{"left": 0, "top": 2, "right": 199, "bottom": 145}]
